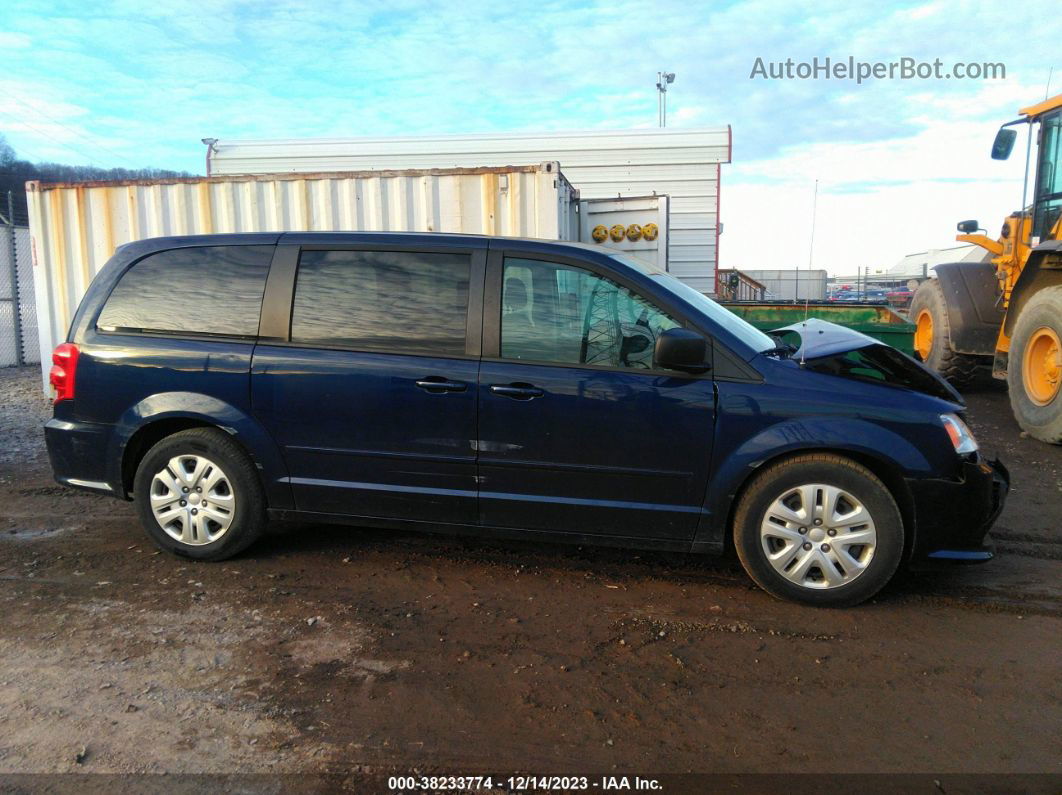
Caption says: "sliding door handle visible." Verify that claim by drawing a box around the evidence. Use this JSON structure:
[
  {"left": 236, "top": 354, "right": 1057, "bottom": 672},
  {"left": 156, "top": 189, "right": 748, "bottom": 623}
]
[
  {"left": 416, "top": 378, "right": 468, "bottom": 393},
  {"left": 489, "top": 384, "right": 544, "bottom": 400}
]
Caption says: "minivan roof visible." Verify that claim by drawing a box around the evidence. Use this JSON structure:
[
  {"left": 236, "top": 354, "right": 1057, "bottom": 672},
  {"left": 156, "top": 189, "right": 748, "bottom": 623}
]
[{"left": 277, "top": 230, "right": 609, "bottom": 254}]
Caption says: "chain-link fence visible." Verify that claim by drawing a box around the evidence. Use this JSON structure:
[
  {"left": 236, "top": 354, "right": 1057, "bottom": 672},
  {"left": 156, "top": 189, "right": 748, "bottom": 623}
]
[{"left": 0, "top": 224, "right": 38, "bottom": 367}]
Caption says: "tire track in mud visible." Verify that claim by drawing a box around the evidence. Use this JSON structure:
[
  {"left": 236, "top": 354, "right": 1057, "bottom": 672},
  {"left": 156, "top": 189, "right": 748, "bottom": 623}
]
[
  {"left": 889, "top": 588, "right": 1062, "bottom": 617},
  {"left": 990, "top": 530, "right": 1062, "bottom": 561}
]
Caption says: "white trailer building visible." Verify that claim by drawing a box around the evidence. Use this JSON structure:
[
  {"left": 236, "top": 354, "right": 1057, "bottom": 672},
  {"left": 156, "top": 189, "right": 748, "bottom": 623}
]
[{"left": 205, "top": 127, "right": 731, "bottom": 292}]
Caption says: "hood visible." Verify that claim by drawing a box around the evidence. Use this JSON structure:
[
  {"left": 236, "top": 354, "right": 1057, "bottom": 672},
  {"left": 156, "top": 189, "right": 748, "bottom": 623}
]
[
  {"left": 774, "top": 318, "right": 879, "bottom": 358},
  {"left": 771, "top": 318, "right": 963, "bottom": 404}
]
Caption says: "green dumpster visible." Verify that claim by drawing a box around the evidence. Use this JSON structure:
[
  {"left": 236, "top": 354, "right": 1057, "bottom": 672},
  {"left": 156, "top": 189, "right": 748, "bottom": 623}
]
[{"left": 720, "top": 302, "right": 916, "bottom": 357}]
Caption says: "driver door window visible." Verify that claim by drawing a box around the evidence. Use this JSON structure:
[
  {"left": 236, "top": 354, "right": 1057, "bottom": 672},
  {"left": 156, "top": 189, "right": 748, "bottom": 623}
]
[{"left": 500, "top": 257, "right": 679, "bottom": 369}]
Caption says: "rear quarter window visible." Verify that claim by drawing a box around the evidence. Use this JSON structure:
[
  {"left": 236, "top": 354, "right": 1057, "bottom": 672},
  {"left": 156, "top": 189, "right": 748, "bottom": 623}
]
[{"left": 97, "top": 246, "right": 273, "bottom": 337}]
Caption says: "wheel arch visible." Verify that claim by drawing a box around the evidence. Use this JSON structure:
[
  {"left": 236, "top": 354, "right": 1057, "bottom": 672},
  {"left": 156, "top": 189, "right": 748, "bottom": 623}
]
[
  {"left": 120, "top": 417, "right": 221, "bottom": 498},
  {"left": 110, "top": 393, "right": 293, "bottom": 509},
  {"left": 712, "top": 446, "right": 916, "bottom": 563}
]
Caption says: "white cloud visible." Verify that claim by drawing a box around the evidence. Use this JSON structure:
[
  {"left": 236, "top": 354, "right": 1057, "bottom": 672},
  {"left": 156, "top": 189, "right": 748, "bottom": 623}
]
[
  {"left": 669, "top": 106, "right": 709, "bottom": 125},
  {"left": 896, "top": 1, "right": 944, "bottom": 22},
  {"left": 1, "top": 0, "right": 1058, "bottom": 271},
  {"left": 724, "top": 127, "right": 1028, "bottom": 276},
  {"left": 723, "top": 176, "right": 1019, "bottom": 278},
  {"left": 722, "top": 77, "right": 1049, "bottom": 275},
  {"left": 0, "top": 32, "right": 31, "bottom": 48}
]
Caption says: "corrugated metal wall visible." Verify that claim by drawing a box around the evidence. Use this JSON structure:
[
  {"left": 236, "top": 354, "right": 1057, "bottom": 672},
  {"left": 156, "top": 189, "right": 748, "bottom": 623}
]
[
  {"left": 579, "top": 196, "right": 669, "bottom": 271},
  {"left": 27, "top": 164, "right": 576, "bottom": 388},
  {"left": 743, "top": 269, "right": 829, "bottom": 301},
  {"left": 207, "top": 127, "right": 731, "bottom": 292}
]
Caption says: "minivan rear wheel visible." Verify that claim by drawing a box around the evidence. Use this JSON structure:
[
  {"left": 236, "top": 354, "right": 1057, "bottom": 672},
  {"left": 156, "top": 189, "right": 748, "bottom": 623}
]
[
  {"left": 733, "top": 454, "right": 904, "bottom": 607},
  {"left": 133, "top": 428, "right": 267, "bottom": 561}
]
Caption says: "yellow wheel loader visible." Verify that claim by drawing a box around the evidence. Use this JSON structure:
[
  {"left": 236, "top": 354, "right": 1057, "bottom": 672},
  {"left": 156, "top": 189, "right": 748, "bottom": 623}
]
[{"left": 909, "top": 93, "right": 1062, "bottom": 443}]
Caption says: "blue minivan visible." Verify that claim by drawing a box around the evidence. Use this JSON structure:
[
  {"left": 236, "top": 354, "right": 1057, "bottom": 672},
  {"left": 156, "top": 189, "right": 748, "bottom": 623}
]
[{"left": 45, "top": 233, "right": 1008, "bottom": 606}]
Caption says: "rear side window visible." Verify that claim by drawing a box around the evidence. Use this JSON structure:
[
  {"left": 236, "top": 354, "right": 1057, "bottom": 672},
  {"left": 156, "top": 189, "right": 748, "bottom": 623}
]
[
  {"left": 98, "top": 246, "right": 272, "bottom": 337},
  {"left": 291, "top": 249, "right": 471, "bottom": 356}
]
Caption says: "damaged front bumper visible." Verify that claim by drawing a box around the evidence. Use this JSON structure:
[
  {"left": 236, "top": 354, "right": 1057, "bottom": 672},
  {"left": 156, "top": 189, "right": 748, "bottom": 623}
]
[{"left": 906, "top": 456, "right": 1009, "bottom": 567}]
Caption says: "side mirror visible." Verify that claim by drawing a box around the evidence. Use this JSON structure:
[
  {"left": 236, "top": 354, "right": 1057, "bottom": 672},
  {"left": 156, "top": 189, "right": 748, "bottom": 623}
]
[
  {"left": 991, "top": 127, "right": 1016, "bottom": 160},
  {"left": 655, "top": 328, "right": 709, "bottom": 373},
  {"left": 956, "top": 219, "right": 979, "bottom": 234}
]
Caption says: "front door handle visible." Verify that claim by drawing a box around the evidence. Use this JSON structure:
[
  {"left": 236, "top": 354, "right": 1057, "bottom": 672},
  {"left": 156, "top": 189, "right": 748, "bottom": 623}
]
[
  {"left": 415, "top": 377, "right": 468, "bottom": 393},
  {"left": 489, "top": 383, "right": 544, "bottom": 400}
]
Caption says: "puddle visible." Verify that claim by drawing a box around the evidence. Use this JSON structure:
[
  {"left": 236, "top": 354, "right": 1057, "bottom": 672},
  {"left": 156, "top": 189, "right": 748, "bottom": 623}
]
[{"left": 2, "top": 524, "right": 79, "bottom": 540}]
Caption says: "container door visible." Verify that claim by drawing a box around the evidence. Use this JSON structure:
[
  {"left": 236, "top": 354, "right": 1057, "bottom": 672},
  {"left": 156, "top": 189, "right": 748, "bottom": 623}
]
[
  {"left": 476, "top": 249, "right": 714, "bottom": 540},
  {"left": 579, "top": 195, "right": 669, "bottom": 271},
  {"left": 251, "top": 243, "right": 485, "bottom": 524}
]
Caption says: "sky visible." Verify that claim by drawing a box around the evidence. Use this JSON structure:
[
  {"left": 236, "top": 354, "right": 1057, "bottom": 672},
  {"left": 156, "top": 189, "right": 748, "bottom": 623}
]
[{"left": 1, "top": 0, "right": 1059, "bottom": 276}]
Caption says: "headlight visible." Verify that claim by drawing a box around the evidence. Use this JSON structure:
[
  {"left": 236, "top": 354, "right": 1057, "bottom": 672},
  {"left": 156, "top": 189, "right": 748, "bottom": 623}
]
[{"left": 941, "top": 413, "right": 978, "bottom": 454}]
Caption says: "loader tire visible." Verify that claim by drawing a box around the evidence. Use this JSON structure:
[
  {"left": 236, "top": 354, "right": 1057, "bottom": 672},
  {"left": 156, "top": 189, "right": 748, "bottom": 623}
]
[
  {"left": 909, "top": 279, "right": 985, "bottom": 387},
  {"left": 1007, "top": 285, "right": 1062, "bottom": 444}
]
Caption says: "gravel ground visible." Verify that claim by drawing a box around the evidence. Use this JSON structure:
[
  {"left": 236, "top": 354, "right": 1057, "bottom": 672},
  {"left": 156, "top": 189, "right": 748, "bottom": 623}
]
[
  {"left": 0, "top": 366, "right": 50, "bottom": 470},
  {"left": 0, "top": 365, "right": 1059, "bottom": 785}
]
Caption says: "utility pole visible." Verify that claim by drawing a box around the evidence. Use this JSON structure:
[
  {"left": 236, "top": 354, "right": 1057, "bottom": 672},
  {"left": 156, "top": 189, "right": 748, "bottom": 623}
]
[
  {"left": 806, "top": 179, "right": 819, "bottom": 302},
  {"left": 656, "top": 71, "right": 675, "bottom": 127}
]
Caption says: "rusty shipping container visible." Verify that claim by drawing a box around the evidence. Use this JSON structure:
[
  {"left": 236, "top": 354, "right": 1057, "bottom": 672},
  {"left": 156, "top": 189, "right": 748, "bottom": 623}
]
[{"left": 25, "top": 163, "right": 581, "bottom": 390}]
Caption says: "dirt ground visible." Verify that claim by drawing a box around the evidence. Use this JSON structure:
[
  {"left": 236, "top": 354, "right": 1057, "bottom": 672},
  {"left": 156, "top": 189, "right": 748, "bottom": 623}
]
[{"left": 0, "top": 365, "right": 1059, "bottom": 785}]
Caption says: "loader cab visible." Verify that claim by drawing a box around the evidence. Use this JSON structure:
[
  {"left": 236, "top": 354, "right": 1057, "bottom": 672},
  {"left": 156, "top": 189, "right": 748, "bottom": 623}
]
[{"left": 987, "top": 99, "right": 1062, "bottom": 246}]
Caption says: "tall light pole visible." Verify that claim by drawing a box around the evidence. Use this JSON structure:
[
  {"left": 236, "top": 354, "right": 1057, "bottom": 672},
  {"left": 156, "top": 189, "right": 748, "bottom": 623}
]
[{"left": 656, "top": 71, "right": 675, "bottom": 127}]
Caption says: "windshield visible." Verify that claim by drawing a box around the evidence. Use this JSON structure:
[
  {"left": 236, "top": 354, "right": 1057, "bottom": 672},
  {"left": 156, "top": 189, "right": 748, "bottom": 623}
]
[{"left": 609, "top": 254, "right": 775, "bottom": 353}]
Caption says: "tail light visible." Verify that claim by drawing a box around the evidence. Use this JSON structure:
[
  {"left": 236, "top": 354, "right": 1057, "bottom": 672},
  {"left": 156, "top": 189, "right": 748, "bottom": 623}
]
[{"left": 49, "top": 343, "right": 80, "bottom": 404}]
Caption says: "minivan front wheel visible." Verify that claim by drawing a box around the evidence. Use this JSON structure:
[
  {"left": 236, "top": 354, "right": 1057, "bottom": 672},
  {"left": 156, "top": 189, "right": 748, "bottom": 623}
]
[
  {"left": 133, "top": 428, "right": 266, "bottom": 561},
  {"left": 734, "top": 454, "right": 904, "bottom": 607}
]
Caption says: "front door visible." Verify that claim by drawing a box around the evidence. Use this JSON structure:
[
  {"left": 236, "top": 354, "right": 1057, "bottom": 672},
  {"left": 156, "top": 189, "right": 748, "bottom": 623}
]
[
  {"left": 477, "top": 251, "right": 716, "bottom": 540},
  {"left": 252, "top": 243, "right": 484, "bottom": 523}
]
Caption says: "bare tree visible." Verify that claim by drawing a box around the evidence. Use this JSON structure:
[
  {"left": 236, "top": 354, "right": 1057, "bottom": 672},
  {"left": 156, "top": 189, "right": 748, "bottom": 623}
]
[{"left": 0, "top": 133, "right": 192, "bottom": 225}]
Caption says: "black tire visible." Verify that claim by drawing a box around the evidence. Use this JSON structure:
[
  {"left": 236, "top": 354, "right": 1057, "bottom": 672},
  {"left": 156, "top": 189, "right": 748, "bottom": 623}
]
[
  {"left": 133, "top": 427, "right": 267, "bottom": 561},
  {"left": 733, "top": 453, "right": 905, "bottom": 607},
  {"left": 908, "top": 279, "right": 986, "bottom": 387},
  {"left": 1007, "top": 285, "right": 1062, "bottom": 444}
]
